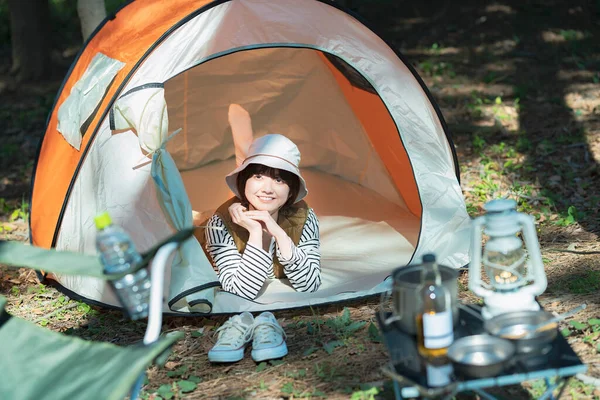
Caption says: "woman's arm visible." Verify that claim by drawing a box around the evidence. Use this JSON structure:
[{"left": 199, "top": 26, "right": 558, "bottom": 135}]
[
  {"left": 205, "top": 214, "right": 272, "bottom": 300},
  {"left": 276, "top": 208, "right": 321, "bottom": 292}
]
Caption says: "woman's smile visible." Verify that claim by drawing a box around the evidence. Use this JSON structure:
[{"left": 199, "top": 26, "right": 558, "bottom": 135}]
[
  {"left": 245, "top": 173, "right": 290, "bottom": 213},
  {"left": 257, "top": 195, "right": 276, "bottom": 202}
]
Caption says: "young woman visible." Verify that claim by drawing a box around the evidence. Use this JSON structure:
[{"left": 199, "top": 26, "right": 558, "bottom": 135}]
[{"left": 205, "top": 134, "right": 321, "bottom": 300}]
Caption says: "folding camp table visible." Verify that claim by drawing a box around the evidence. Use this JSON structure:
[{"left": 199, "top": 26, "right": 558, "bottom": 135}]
[{"left": 377, "top": 305, "right": 587, "bottom": 400}]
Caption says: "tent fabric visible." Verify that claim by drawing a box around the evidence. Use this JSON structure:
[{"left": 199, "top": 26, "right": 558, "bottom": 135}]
[
  {"left": 151, "top": 148, "right": 217, "bottom": 313},
  {"left": 0, "top": 303, "right": 182, "bottom": 400},
  {"left": 30, "top": 0, "right": 471, "bottom": 314},
  {"left": 110, "top": 84, "right": 169, "bottom": 155},
  {"left": 110, "top": 85, "right": 218, "bottom": 312},
  {"left": 57, "top": 52, "right": 125, "bottom": 150}
]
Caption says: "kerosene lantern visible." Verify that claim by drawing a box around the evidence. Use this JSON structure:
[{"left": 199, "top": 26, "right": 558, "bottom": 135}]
[{"left": 469, "top": 199, "right": 547, "bottom": 320}]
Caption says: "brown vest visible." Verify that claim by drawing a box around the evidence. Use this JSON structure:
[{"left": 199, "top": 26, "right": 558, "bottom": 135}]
[{"left": 201, "top": 197, "right": 309, "bottom": 278}]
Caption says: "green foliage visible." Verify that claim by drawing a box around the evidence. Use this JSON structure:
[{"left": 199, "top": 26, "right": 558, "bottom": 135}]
[
  {"left": 313, "top": 362, "right": 338, "bottom": 382},
  {"left": 567, "top": 378, "right": 598, "bottom": 398},
  {"left": 570, "top": 320, "right": 588, "bottom": 331},
  {"left": 562, "top": 271, "right": 600, "bottom": 295},
  {"left": 322, "top": 339, "right": 345, "bottom": 354},
  {"left": 76, "top": 302, "right": 97, "bottom": 316},
  {"left": 367, "top": 322, "right": 382, "bottom": 343},
  {"left": 303, "top": 307, "right": 367, "bottom": 356},
  {"left": 281, "top": 382, "right": 326, "bottom": 398},
  {"left": 467, "top": 93, "right": 486, "bottom": 118},
  {"left": 284, "top": 369, "right": 307, "bottom": 379},
  {"left": 258, "top": 380, "right": 269, "bottom": 390},
  {"left": 166, "top": 365, "right": 188, "bottom": 378},
  {"left": 416, "top": 43, "right": 456, "bottom": 78},
  {"left": 151, "top": 377, "right": 200, "bottom": 398},
  {"left": 156, "top": 383, "right": 176, "bottom": 399},
  {"left": 559, "top": 29, "right": 585, "bottom": 41},
  {"left": 325, "top": 308, "right": 367, "bottom": 339},
  {"left": 554, "top": 205, "right": 579, "bottom": 226},
  {"left": 256, "top": 362, "right": 269, "bottom": 372},
  {"left": 465, "top": 201, "right": 479, "bottom": 216},
  {"left": 177, "top": 380, "right": 197, "bottom": 393},
  {"left": 470, "top": 161, "right": 500, "bottom": 202},
  {"left": 351, "top": 386, "right": 379, "bottom": 400},
  {"left": 491, "top": 96, "right": 510, "bottom": 120},
  {"left": 303, "top": 346, "right": 320, "bottom": 356},
  {"left": 516, "top": 135, "right": 533, "bottom": 152},
  {"left": 483, "top": 71, "right": 507, "bottom": 84},
  {"left": 255, "top": 359, "right": 286, "bottom": 372},
  {"left": 472, "top": 134, "right": 486, "bottom": 152},
  {"left": 527, "top": 378, "right": 551, "bottom": 399},
  {"left": 304, "top": 308, "right": 368, "bottom": 355},
  {"left": 418, "top": 60, "right": 456, "bottom": 78},
  {"left": 27, "top": 283, "right": 49, "bottom": 295},
  {"left": 467, "top": 93, "right": 512, "bottom": 121},
  {"left": 9, "top": 198, "right": 29, "bottom": 222}
]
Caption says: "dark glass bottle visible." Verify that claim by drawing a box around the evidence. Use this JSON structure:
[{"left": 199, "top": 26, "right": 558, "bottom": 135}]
[{"left": 415, "top": 253, "right": 454, "bottom": 358}]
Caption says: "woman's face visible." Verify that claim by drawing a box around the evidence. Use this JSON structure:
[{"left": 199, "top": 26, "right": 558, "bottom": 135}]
[{"left": 244, "top": 171, "right": 290, "bottom": 214}]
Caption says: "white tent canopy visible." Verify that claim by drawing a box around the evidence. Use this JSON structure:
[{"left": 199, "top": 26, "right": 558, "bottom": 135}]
[{"left": 50, "top": 0, "right": 470, "bottom": 314}]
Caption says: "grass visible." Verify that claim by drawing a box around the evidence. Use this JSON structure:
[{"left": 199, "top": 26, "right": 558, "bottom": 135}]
[
  {"left": 560, "top": 270, "right": 600, "bottom": 295},
  {"left": 1, "top": 0, "right": 600, "bottom": 399}
]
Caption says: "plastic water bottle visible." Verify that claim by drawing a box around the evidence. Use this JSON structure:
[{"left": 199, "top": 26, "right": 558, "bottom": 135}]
[{"left": 94, "top": 212, "right": 150, "bottom": 320}]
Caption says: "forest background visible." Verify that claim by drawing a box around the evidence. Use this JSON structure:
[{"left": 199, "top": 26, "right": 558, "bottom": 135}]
[{"left": 0, "top": 0, "right": 599, "bottom": 399}]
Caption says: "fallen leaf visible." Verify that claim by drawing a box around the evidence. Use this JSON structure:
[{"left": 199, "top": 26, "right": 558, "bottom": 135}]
[{"left": 164, "top": 361, "right": 181, "bottom": 370}]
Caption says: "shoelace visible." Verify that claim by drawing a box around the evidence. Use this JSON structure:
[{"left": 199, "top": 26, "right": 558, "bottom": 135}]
[
  {"left": 249, "top": 320, "right": 287, "bottom": 345},
  {"left": 214, "top": 318, "right": 252, "bottom": 346}
]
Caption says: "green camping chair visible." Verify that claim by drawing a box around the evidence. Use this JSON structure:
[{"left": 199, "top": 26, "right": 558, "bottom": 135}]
[{"left": 0, "top": 229, "right": 195, "bottom": 400}]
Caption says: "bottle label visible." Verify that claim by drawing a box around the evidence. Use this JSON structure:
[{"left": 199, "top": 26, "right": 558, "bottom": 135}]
[{"left": 423, "top": 310, "right": 454, "bottom": 349}]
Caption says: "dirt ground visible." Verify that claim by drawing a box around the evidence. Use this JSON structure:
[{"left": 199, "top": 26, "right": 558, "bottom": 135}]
[{"left": 1, "top": 0, "right": 599, "bottom": 399}]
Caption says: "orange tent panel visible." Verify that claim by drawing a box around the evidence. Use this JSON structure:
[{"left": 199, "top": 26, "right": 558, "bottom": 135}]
[{"left": 32, "top": 0, "right": 213, "bottom": 248}]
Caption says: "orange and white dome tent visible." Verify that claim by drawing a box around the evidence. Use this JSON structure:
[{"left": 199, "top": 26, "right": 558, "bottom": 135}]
[{"left": 30, "top": 0, "right": 470, "bottom": 314}]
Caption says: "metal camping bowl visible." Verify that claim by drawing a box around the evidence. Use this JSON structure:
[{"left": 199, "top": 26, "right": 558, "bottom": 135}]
[
  {"left": 447, "top": 335, "right": 515, "bottom": 378},
  {"left": 484, "top": 310, "right": 558, "bottom": 355},
  {"left": 381, "top": 264, "right": 459, "bottom": 335}
]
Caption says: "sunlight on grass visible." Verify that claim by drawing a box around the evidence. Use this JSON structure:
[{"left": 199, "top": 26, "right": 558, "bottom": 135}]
[{"left": 541, "top": 30, "right": 589, "bottom": 43}]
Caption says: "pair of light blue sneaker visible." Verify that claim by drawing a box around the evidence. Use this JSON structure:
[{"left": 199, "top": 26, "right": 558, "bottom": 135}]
[{"left": 208, "top": 311, "right": 288, "bottom": 363}]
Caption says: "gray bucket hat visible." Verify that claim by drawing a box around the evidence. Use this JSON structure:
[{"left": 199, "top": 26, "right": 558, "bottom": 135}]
[{"left": 225, "top": 134, "right": 308, "bottom": 203}]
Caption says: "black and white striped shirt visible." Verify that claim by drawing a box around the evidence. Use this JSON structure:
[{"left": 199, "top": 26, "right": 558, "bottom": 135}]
[{"left": 205, "top": 208, "right": 321, "bottom": 300}]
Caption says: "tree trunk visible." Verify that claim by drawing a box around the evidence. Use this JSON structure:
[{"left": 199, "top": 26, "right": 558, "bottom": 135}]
[
  {"left": 77, "top": 0, "right": 107, "bottom": 42},
  {"left": 7, "top": 0, "right": 51, "bottom": 82}
]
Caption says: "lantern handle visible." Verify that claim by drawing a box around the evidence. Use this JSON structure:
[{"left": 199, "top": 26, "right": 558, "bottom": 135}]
[{"left": 517, "top": 213, "right": 547, "bottom": 297}]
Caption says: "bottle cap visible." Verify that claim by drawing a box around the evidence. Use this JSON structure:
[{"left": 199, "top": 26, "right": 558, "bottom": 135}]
[
  {"left": 422, "top": 253, "right": 436, "bottom": 263},
  {"left": 94, "top": 212, "right": 112, "bottom": 230}
]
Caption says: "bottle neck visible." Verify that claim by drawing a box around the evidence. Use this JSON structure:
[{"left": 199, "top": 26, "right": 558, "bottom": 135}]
[{"left": 421, "top": 261, "right": 442, "bottom": 286}]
